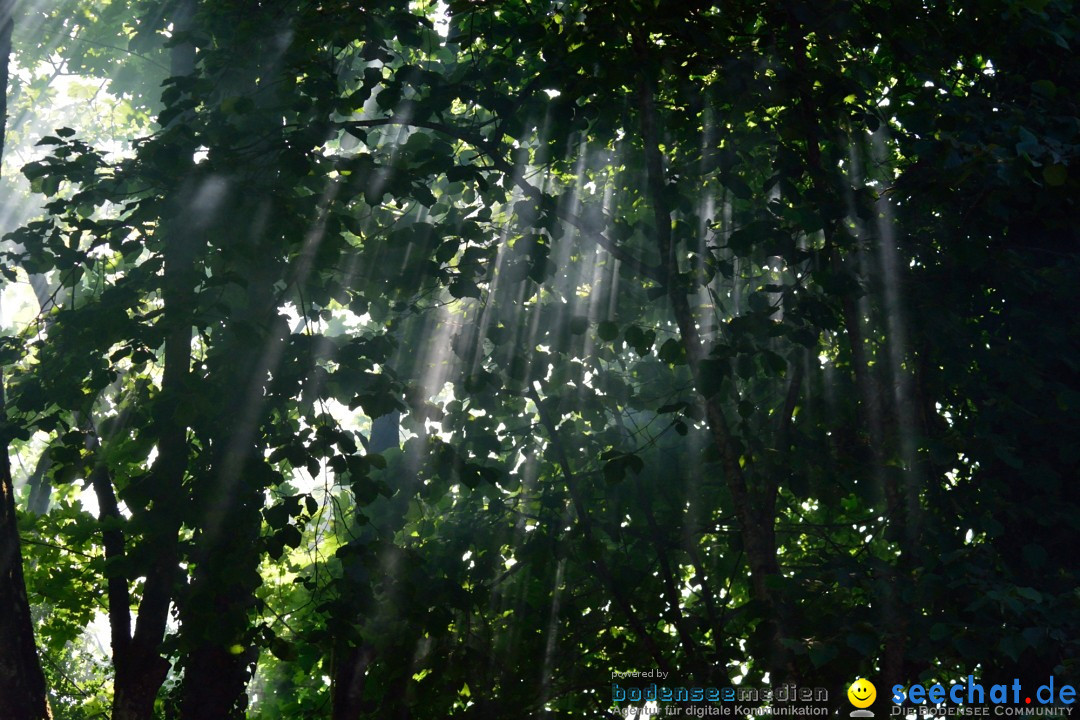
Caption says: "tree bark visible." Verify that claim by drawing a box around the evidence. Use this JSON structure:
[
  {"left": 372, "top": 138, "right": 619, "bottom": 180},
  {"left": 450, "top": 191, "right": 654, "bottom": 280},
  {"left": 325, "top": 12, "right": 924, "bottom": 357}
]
[{"left": 0, "top": 1, "right": 52, "bottom": 715}]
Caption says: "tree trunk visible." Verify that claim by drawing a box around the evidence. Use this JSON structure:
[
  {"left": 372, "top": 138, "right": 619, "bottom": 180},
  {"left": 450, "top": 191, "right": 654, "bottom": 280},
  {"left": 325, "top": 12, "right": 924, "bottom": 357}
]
[
  {"left": 0, "top": 1, "right": 52, "bottom": 716},
  {"left": 178, "top": 343, "right": 282, "bottom": 719},
  {"left": 107, "top": 2, "right": 200, "bottom": 717},
  {"left": 177, "top": 439, "right": 265, "bottom": 720},
  {"left": 332, "top": 644, "right": 376, "bottom": 720},
  {"left": 0, "top": 426, "right": 51, "bottom": 720},
  {"left": 178, "top": 248, "right": 287, "bottom": 718},
  {"left": 331, "top": 411, "right": 398, "bottom": 720},
  {"left": 633, "top": 53, "right": 793, "bottom": 681},
  {"left": 780, "top": 10, "right": 913, "bottom": 689},
  {"left": 111, "top": 655, "right": 170, "bottom": 720},
  {"left": 87, "top": 456, "right": 170, "bottom": 720}
]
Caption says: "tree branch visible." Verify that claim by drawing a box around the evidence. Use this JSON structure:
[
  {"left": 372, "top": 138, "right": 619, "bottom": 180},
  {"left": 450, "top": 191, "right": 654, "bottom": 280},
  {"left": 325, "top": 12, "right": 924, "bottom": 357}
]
[
  {"left": 341, "top": 116, "right": 664, "bottom": 283},
  {"left": 89, "top": 462, "right": 131, "bottom": 659},
  {"left": 527, "top": 381, "right": 673, "bottom": 677},
  {"left": 640, "top": 497, "right": 705, "bottom": 676}
]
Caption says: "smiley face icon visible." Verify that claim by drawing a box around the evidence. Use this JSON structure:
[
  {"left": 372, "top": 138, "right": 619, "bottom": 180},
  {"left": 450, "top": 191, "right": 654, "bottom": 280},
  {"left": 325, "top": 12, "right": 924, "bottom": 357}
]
[{"left": 848, "top": 678, "right": 877, "bottom": 709}]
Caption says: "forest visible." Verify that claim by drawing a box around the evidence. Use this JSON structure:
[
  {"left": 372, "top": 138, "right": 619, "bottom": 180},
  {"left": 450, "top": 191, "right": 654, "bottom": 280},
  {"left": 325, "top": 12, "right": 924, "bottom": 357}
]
[{"left": 0, "top": 0, "right": 1077, "bottom": 718}]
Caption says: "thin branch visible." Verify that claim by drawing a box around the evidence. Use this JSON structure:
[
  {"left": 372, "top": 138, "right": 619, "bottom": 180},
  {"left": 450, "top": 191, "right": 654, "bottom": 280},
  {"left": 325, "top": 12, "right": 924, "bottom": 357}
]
[
  {"left": 18, "top": 536, "right": 95, "bottom": 559},
  {"left": 765, "top": 357, "right": 805, "bottom": 507},
  {"left": 64, "top": 37, "right": 171, "bottom": 72}
]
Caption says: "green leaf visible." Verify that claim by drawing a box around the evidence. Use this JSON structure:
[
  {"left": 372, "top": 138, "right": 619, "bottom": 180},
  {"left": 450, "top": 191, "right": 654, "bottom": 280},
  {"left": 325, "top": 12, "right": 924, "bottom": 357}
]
[
  {"left": 597, "top": 320, "right": 619, "bottom": 341},
  {"left": 1016, "top": 587, "right": 1043, "bottom": 603},
  {"left": 658, "top": 338, "right": 687, "bottom": 365},
  {"left": 568, "top": 316, "right": 589, "bottom": 335},
  {"left": 808, "top": 643, "right": 837, "bottom": 667},
  {"left": 264, "top": 504, "right": 290, "bottom": 530},
  {"left": 722, "top": 175, "right": 753, "bottom": 200},
  {"left": 1043, "top": 164, "right": 1067, "bottom": 186}
]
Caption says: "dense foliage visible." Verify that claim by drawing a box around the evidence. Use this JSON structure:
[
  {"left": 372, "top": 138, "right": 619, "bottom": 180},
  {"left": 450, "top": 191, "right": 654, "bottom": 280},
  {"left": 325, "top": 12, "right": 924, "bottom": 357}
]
[{"left": 1, "top": 0, "right": 1077, "bottom": 718}]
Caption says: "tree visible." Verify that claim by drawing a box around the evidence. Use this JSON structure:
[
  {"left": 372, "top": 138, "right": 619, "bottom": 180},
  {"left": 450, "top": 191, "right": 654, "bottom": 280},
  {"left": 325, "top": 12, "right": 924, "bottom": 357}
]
[
  {"left": 0, "top": 0, "right": 52, "bottom": 716},
  {"left": 1, "top": 0, "right": 1077, "bottom": 718}
]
